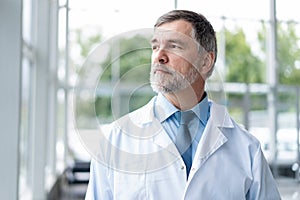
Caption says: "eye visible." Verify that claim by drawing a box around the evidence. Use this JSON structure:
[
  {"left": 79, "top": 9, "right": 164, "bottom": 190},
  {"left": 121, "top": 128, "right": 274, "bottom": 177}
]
[
  {"left": 169, "top": 43, "right": 181, "bottom": 49},
  {"left": 151, "top": 44, "right": 159, "bottom": 50}
]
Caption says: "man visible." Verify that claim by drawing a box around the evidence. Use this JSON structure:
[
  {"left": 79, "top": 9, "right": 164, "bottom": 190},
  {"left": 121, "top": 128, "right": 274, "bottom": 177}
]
[{"left": 85, "top": 10, "right": 281, "bottom": 199}]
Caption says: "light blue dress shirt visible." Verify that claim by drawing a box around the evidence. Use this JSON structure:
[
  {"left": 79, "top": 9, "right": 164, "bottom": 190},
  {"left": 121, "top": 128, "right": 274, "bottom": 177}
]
[{"left": 154, "top": 92, "right": 210, "bottom": 170}]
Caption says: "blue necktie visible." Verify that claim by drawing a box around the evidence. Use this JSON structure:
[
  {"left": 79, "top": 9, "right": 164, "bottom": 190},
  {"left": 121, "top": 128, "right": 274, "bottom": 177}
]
[{"left": 175, "top": 110, "right": 196, "bottom": 177}]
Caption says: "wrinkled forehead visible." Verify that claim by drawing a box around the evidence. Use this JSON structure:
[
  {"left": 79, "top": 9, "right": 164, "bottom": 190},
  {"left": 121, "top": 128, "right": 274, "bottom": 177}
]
[
  {"left": 151, "top": 28, "right": 202, "bottom": 50},
  {"left": 152, "top": 28, "right": 192, "bottom": 42}
]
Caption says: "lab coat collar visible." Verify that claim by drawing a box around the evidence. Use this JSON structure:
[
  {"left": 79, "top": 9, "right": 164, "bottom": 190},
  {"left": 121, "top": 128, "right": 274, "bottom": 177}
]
[
  {"left": 208, "top": 102, "right": 234, "bottom": 129},
  {"left": 192, "top": 102, "right": 234, "bottom": 169},
  {"left": 119, "top": 97, "right": 174, "bottom": 150},
  {"left": 127, "top": 98, "right": 235, "bottom": 160},
  {"left": 128, "top": 97, "right": 156, "bottom": 125},
  {"left": 131, "top": 95, "right": 215, "bottom": 126},
  {"left": 132, "top": 97, "right": 234, "bottom": 129}
]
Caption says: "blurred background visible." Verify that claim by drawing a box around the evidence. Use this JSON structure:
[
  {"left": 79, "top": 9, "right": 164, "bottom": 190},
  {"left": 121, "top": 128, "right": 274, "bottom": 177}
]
[{"left": 1, "top": 0, "right": 300, "bottom": 199}]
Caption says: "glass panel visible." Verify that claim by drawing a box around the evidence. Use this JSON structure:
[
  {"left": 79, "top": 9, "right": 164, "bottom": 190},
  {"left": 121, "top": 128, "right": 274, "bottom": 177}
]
[
  {"left": 59, "top": 0, "right": 67, "bottom": 7},
  {"left": 19, "top": 57, "right": 33, "bottom": 199},
  {"left": 178, "top": 0, "right": 270, "bottom": 20},
  {"left": 57, "top": 3, "right": 68, "bottom": 171},
  {"left": 276, "top": 86, "right": 299, "bottom": 176},
  {"left": 277, "top": 0, "right": 300, "bottom": 21},
  {"left": 69, "top": 0, "right": 175, "bottom": 37},
  {"left": 22, "top": 0, "right": 32, "bottom": 44},
  {"left": 58, "top": 6, "right": 67, "bottom": 83},
  {"left": 56, "top": 88, "right": 66, "bottom": 173}
]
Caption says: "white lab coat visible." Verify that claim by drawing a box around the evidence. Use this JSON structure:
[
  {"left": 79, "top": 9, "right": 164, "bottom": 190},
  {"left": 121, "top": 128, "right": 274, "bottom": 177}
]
[{"left": 85, "top": 97, "right": 281, "bottom": 200}]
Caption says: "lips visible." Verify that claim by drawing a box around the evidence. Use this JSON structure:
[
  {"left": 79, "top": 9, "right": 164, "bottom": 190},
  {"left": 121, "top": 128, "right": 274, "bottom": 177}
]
[
  {"left": 155, "top": 68, "right": 170, "bottom": 74},
  {"left": 153, "top": 64, "right": 173, "bottom": 75}
]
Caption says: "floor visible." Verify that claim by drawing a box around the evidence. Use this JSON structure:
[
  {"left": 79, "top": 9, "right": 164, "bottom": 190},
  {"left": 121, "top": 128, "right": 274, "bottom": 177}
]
[
  {"left": 60, "top": 183, "right": 87, "bottom": 200},
  {"left": 277, "top": 178, "right": 300, "bottom": 200}
]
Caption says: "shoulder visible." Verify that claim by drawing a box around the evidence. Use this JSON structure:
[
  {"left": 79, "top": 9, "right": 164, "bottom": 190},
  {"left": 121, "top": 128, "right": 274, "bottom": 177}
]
[
  {"left": 230, "top": 119, "right": 261, "bottom": 147},
  {"left": 210, "top": 101, "right": 261, "bottom": 148},
  {"left": 102, "top": 96, "right": 157, "bottom": 133},
  {"left": 121, "top": 96, "right": 156, "bottom": 125}
]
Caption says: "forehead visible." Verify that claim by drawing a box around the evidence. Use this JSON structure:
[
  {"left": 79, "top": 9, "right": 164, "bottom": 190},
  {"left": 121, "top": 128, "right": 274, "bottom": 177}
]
[
  {"left": 152, "top": 20, "right": 195, "bottom": 44},
  {"left": 156, "top": 20, "right": 193, "bottom": 36}
]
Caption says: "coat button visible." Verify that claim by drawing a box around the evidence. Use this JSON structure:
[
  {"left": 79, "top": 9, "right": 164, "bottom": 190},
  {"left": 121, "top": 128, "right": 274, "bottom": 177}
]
[{"left": 181, "top": 166, "right": 185, "bottom": 170}]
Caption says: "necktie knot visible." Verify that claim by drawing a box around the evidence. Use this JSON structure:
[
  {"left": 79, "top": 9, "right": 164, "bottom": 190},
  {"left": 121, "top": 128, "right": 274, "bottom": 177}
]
[{"left": 180, "top": 110, "right": 195, "bottom": 125}]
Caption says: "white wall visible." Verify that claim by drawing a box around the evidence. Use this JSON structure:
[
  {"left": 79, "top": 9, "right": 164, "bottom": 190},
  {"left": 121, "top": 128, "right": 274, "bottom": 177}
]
[{"left": 0, "top": 0, "right": 22, "bottom": 199}]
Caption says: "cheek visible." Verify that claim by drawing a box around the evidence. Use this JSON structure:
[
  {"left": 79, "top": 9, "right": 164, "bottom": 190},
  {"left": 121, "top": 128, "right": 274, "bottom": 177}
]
[
  {"left": 151, "top": 53, "right": 156, "bottom": 64},
  {"left": 172, "top": 56, "right": 194, "bottom": 73},
  {"left": 169, "top": 59, "right": 184, "bottom": 72},
  {"left": 172, "top": 63, "right": 192, "bottom": 77}
]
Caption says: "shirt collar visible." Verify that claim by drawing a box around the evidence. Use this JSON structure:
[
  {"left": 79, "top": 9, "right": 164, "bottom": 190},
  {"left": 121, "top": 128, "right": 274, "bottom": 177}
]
[
  {"left": 191, "top": 92, "right": 210, "bottom": 125},
  {"left": 154, "top": 93, "right": 178, "bottom": 123},
  {"left": 154, "top": 92, "right": 210, "bottom": 125}
]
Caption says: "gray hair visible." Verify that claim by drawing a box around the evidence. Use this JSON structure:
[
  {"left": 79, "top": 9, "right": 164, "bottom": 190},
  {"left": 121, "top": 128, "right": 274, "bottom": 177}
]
[{"left": 154, "top": 10, "right": 217, "bottom": 77}]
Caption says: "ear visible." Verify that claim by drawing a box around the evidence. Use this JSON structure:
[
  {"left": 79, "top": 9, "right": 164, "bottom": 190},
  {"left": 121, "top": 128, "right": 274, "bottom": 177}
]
[{"left": 200, "top": 52, "right": 215, "bottom": 78}]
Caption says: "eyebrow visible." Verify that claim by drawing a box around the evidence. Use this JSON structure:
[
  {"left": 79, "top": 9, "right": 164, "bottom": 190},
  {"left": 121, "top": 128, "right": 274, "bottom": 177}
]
[
  {"left": 150, "top": 38, "right": 185, "bottom": 46},
  {"left": 150, "top": 38, "right": 158, "bottom": 44},
  {"left": 168, "top": 39, "right": 185, "bottom": 46}
]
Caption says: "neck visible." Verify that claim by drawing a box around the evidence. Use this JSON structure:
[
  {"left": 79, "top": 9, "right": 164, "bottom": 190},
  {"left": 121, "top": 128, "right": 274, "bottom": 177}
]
[{"left": 163, "top": 81, "right": 206, "bottom": 111}]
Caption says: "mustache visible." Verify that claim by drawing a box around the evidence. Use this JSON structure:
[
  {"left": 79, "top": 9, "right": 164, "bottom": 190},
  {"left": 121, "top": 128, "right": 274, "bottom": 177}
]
[{"left": 151, "top": 64, "right": 176, "bottom": 75}]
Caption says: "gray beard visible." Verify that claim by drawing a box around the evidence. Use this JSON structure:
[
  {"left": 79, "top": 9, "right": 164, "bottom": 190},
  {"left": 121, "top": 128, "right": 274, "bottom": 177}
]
[{"left": 150, "top": 64, "right": 200, "bottom": 94}]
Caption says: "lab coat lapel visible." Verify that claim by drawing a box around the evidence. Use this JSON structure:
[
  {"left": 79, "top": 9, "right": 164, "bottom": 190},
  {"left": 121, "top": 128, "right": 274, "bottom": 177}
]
[
  {"left": 193, "top": 103, "right": 234, "bottom": 170},
  {"left": 152, "top": 127, "right": 179, "bottom": 156},
  {"left": 132, "top": 97, "right": 179, "bottom": 156}
]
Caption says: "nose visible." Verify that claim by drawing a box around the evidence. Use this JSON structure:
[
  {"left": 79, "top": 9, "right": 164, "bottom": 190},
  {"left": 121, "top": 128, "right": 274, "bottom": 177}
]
[{"left": 153, "top": 49, "right": 169, "bottom": 64}]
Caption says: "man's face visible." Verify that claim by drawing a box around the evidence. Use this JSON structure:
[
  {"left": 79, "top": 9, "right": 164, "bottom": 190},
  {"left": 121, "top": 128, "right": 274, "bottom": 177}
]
[{"left": 150, "top": 20, "right": 203, "bottom": 93}]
